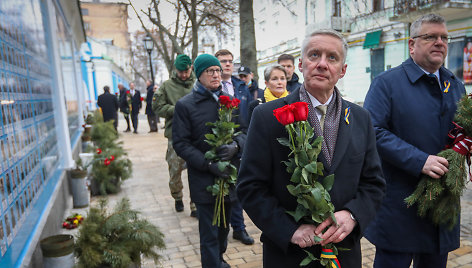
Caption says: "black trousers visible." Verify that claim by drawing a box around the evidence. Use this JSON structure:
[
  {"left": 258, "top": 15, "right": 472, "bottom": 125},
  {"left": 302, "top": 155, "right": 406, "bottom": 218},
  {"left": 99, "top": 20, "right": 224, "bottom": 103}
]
[
  {"left": 123, "top": 113, "right": 130, "bottom": 130},
  {"left": 195, "top": 202, "right": 231, "bottom": 268},
  {"left": 130, "top": 112, "right": 138, "bottom": 131},
  {"left": 147, "top": 114, "right": 158, "bottom": 131},
  {"left": 373, "top": 247, "right": 448, "bottom": 268}
]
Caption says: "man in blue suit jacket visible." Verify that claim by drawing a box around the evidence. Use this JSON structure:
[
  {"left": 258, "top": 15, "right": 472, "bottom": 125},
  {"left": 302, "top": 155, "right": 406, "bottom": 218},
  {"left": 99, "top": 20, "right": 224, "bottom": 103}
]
[
  {"left": 237, "top": 29, "right": 385, "bottom": 267},
  {"left": 364, "top": 14, "right": 466, "bottom": 268},
  {"left": 215, "top": 49, "right": 255, "bottom": 245}
]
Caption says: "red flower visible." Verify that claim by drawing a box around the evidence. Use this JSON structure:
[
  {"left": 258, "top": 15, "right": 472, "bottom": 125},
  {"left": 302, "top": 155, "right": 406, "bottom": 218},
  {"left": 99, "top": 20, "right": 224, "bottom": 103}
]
[
  {"left": 115, "top": 92, "right": 118, "bottom": 96},
  {"left": 104, "top": 158, "right": 111, "bottom": 166},
  {"left": 219, "top": 95, "right": 232, "bottom": 109},
  {"left": 273, "top": 104, "right": 295, "bottom": 125},
  {"left": 96, "top": 148, "right": 102, "bottom": 154},
  {"left": 109, "top": 155, "right": 115, "bottom": 161},
  {"left": 230, "top": 98, "right": 241, "bottom": 108},
  {"left": 292, "top": 102, "right": 308, "bottom": 122},
  {"left": 140, "top": 97, "right": 144, "bottom": 101},
  {"left": 126, "top": 90, "right": 130, "bottom": 94}
]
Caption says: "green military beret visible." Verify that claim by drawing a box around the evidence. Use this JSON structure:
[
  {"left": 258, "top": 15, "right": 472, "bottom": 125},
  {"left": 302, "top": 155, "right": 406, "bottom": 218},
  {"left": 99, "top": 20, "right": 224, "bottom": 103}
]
[{"left": 174, "top": 54, "right": 192, "bottom": 71}]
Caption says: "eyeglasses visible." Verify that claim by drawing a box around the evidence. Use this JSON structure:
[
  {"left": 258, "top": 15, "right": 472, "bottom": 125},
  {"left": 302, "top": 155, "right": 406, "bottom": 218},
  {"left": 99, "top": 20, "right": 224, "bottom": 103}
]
[
  {"left": 219, "top": 60, "right": 233, "bottom": 64},
  {"left": 205, "top": 68, "right": 223, "bottom": 75},
  {"left": 412, "top": 33, "right": 450, "bottom": 43}
]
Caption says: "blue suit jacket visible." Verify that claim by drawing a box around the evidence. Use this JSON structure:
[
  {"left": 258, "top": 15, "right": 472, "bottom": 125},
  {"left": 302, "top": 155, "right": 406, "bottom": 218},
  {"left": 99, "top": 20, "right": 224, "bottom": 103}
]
[
  {"left": 237, "top": 88, "right": 385, "bottom": 267},
  {"left": 231, "top": 76, "right": 253, "bottom": 128},
  {"left": 364, "top": 57, "right": 466, "bottom": 254}
]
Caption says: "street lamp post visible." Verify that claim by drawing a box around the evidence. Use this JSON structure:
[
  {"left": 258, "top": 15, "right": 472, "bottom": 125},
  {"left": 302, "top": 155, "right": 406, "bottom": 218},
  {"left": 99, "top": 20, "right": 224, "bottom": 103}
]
[{"left": 143, "top": 34, "right": 155, "bottom": 83}]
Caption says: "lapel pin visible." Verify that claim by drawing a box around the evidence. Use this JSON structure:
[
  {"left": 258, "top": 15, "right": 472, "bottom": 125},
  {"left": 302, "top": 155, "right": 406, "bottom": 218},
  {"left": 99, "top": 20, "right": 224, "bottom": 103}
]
[
  {"left": 344, "top": 107, "right": 350, "bottom": 125},
  {"left": 443, "top": 80, "right": 450, "bottom": 93}
]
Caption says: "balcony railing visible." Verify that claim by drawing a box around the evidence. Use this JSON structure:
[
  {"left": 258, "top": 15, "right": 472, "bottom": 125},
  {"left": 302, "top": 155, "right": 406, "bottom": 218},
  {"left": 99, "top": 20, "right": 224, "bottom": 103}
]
[{"left": 393, "top": 0, "right": 472, "bottom": 19}]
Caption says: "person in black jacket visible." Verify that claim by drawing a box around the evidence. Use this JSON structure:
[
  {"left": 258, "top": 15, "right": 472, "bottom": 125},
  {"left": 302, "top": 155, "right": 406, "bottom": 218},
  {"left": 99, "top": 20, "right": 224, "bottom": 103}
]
[
  {"left": 145, "top": 80, "right": 158, "bottom": 132},
  {"left": 97, "top": 85, "right": 119, "bottom": 130},
  {"left": 173, "top": 54, "right": 246, "bottom": 268},
  {"left": 118, "top": 83, "right": 131, "bottom": 132},
  {"left": 238, "top": 66, "right": 263, "bottom": 99},
  {"left": 278, "top": 54, "right": 302, "bottom": 93},
  {"left": 128, "top": 82, "right": 142, "bottom": 134}
]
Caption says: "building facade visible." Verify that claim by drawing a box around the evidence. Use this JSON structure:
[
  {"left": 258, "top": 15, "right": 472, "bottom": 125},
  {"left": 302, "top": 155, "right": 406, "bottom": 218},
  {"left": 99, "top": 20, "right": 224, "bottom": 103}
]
[
  {"left": 253, "top": 0, "right": 472, "bottom": 103},
  {"left": 0, "top": 0, "right": 86, "bottom": 266}
]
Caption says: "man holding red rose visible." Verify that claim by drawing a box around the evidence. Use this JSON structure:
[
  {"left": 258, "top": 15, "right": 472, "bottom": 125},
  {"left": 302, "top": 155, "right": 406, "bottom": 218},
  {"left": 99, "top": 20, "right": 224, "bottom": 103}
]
[
  {"left": 172, "top": 54, "right": 247, "bottom": 268},
  {"left": 237, "top": 29, "right": 385, "bottom": 267}
]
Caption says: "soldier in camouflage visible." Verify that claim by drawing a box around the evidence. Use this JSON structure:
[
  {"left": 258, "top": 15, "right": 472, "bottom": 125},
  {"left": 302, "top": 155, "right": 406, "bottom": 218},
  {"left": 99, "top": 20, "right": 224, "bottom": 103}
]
[{"left": 152, "top": 54, "right": 197, "bottom": 217}]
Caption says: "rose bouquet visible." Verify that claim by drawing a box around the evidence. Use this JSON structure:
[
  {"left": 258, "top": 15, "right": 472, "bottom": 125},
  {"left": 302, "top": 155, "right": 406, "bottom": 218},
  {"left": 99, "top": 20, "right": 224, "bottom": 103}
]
[
  {"left": 274, "top": 102, "right": 341, "bottom": 267},
  {"left": 204, "top": 95, "right": 241, "bottom": 227}
]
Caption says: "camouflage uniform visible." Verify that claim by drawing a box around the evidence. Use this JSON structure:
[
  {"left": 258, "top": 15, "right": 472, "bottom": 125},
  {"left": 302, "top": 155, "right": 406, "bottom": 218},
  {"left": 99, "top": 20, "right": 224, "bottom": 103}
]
[{"left": 153, "top": 71, "right": 196, "bottom": 211}]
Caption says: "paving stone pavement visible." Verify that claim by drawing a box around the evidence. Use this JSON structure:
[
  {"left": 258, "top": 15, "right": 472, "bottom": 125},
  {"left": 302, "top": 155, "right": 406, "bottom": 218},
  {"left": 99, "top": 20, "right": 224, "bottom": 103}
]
[{"left": 74, "top": 116, "right": 472, "bottom": 267}]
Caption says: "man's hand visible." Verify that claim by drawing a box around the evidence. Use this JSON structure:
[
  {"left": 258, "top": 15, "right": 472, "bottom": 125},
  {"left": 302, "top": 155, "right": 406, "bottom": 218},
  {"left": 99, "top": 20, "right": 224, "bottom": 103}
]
[
  {"left": 421, "top": 155, "right": 449, "bottom": 179},
  {"left": 291, "top": 224, "right": 318, "bottom": 248},
  {"left": 216, "top": 141, "right": 239, "bottom": 161},
  {"left": 208, "top": 162, "right": 230, "bottom": 179},
  {"left": 314, "top": 210, "right": 357, "bottom": 246}
]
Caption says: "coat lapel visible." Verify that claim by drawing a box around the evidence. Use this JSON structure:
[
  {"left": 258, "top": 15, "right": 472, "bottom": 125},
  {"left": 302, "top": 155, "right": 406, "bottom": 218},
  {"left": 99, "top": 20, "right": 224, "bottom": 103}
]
[{"left": 328, "top": 100, "right": 352, "bottom": 173}]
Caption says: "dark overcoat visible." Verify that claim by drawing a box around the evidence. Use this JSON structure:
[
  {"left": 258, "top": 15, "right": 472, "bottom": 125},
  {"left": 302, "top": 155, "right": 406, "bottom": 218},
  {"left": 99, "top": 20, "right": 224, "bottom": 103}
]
[
  {"left": 364, "top": 57, "right": 466, "bottom": 254},
  {"left": 130, "top": 90, "right": 142, "bottom": 115},
  {"left": 231, "top": 76, "right": 253, "bottom": 128},
  {"left": 119, "top": 88, "right": 129, "bottom": 113},
  {"left": 172, "top": 87, "right": 247, "bottom": 204},
  {"left": 145, "top": 84, "right": 155, "bottom": 115},
  {"left": 237, "top": 88, "right": 385, "bottom": 267},
  {"left": 97, "top": 91, "right": 119, "bottom": 122}
]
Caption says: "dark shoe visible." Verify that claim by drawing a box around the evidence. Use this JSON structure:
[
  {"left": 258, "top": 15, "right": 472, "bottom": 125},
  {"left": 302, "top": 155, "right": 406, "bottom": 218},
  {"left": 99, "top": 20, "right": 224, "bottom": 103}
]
[
  {"left": 175, "top": 200, "right": 184, "bottom": 212},
  {"left": 148, "top": 129, "right": 157, "bottom": 133},
  {"left": 233, "top": 230, "right": 254, "bottom": 245},
  {"left": 133, "top": 130, "right": 138, "bottom": 134},
  {"left": 124, "top": 128, "right": 131, "bottom": 132},
  {"left": 221, "top": 260, "right": 231, "bottom": 268},
  {"left": 190, "top": 210, "right": 198, "bottom": 218}
]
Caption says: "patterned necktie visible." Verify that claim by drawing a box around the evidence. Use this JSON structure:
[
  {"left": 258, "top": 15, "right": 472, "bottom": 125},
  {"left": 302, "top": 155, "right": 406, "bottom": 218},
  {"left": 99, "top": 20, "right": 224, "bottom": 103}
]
[
  {"left": 222, "top": 81, "right": 229, "bottom": 94},
  {"left": 316, "top": 105, "right": 328, "bottom": 132}
]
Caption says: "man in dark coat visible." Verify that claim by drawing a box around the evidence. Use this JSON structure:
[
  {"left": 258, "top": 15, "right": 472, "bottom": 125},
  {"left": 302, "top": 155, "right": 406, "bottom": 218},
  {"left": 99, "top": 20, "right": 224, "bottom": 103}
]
[
  {"left": 215, "top": 49, "right": 254, "bottom": 245},
  {"left": 118, "top": 83, "right": 131, "bottom": 132},
  {"left": 364, "top": 14, "right": 466, "bottom": 268},
  {"left": 238, "top": 66, "right": 263, "bottom": 99},
  {"left": 278, "top": 53, "right": 301, "bottom": 93},
  {"left": 173, "top": 54, "right": 247, "bottom": 268},
  {"left": 128, "top": 82, "right": 142, "bottom": 134},
  {"left": 145, "top": 80, "right": 158, "bottom": 132},
  {"left": 97, "top": 85, "right": 119, "bottom": 130},
  {"left": 237, "top": 29, "right": 385, "bottom": 267}
]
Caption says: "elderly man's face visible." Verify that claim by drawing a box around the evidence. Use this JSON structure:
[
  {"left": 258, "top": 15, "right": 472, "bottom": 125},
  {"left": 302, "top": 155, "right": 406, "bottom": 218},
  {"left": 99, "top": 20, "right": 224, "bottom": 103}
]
[
  {"left": 199, "top": 66, "right": 222, "bottom": 90},
  {"left": 299, "top": 34, "right": 346, "bottom": 95},
  {"left": 409, "top": 22, "right": 448, "bottom": 73},
  {"left": 129, "top": 83, "right": 135, "bottom": 89}
]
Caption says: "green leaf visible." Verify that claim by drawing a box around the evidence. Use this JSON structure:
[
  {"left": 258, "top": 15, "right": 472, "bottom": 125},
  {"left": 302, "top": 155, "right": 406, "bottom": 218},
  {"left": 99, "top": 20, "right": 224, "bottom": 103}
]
[
  {"left": 204, "top": 151, "right": 217, "bottom": 160},
  {"left": 317, "top": 162, "right": 325, "bottom": 175},
  {"left": 311, "top": 187, "right": 322, "bottom": 202},
  {"left": 301, "top": 168, "right": 309, "bottom": 184},
  {"left": 304, "top": 162, "right": 318, "bottom": 174},
  {"left": 300, "top": 256, "right": 313, "bottom": 266},
  {"left": 313, "top": 235, "right": 323, "bottom": 243},
  {"left": 287, "top": 184, "right": 301, "bottom": 196},
  {"left": 298, "top": 150, "right": 309, "bottom": 166},
  {"left": 277, "top": 137, "right": 291, "bottom": 147},
  {"left": 322, "top": 174, "right": 335, "bottom": 191},
  {"left": 290, "top": 167, "right": 302, "bottom": 183}
]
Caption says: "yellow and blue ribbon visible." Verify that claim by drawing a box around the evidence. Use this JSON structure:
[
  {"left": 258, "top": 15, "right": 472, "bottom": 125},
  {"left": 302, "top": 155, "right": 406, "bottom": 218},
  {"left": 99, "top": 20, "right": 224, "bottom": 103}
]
[
  {"left": 344, "top": 107, "right": 350, "bottom": 125},
  {"left": 443, "top": 80, "right": 450, "bottom": 93}
]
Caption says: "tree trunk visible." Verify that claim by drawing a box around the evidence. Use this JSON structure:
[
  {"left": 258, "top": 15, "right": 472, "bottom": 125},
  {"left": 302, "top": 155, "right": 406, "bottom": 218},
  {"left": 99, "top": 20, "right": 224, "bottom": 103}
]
[
  {"left": 191, "top": 0, "right": 198, "bottom": 60},
  {"left": 239, "top": 0, "right": 258, "bottom": 83}
]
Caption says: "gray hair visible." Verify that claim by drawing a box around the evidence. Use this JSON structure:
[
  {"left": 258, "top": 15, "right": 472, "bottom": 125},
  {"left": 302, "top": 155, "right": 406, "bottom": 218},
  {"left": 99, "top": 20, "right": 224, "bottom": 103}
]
[
  {"left": 301, "top": 29, "right": 348, "bottom": 63},
  {"left": 264, "top": 64, "right": 287, "bottom": 82},
  {"left": 410, "top": 14, "right": 445, "bottom": 38}
]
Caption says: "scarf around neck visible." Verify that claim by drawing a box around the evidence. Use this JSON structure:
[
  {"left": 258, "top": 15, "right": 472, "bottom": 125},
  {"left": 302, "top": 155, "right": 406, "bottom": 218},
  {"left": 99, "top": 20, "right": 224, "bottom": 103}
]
[
  {"left": 264, "top": 88, "right": 289, "bottom": 102},
  {"left": 193, "top": 80, "right": 221, "bottom": 102}
]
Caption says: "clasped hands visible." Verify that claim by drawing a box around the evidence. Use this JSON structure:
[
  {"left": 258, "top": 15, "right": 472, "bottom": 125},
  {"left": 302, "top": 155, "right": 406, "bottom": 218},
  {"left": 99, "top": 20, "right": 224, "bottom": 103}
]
[
  {"left": 290, "top": 210, "right": 356, "bottom": 248},
  {"left": 208, "top": 141, "right": 239, "bottom": 178}
]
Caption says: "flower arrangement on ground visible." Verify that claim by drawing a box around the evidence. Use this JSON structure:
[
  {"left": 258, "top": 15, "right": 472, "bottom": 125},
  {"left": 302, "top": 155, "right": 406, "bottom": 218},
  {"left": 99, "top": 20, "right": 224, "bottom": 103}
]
[
  {"left": 274, "top": 101, "right": 341, "bottom": 267},
  {"left": 405, "top": 94, "right": 472, "bottom": 229},
  {"left": 62, "top": 213, "right": 84, "bottom": 229},
  {"left": 204, "top": 95, "right": 241, "bottom": 227},
  {"left": 75, "top": 198, "right": 165, "bottom": 268}
]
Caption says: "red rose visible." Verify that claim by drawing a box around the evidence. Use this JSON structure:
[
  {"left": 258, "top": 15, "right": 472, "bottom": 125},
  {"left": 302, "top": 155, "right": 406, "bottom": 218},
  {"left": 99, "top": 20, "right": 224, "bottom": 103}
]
[
  {"left": 126, "top": 90, "right": 130, "bottom": 94},
  {"left": 273, "top": 104, "right": 295, "bottom": 125},
  {"left": 104, "top": 158, "right": 111, "bottom": 166},
  {"left": 109, "top": 155, "right": 115, "bottom": 161},
  {"left": 292, "top": 102, "right": 308, "bottom": 122},
  {"left": 140, "top": 97, "right": 144, "bottom": 101},
  {"left": 115, "top": 92, "right": 118, "bottom": 96},
  {"left": 230, "top": 98, "right": 241, "bottom": 108},
  {"left": 219, "top": 95, "right": 232, "bottom": 108},
  {"left": 96, "top": 148, "right": 102, "bottom": 155}
]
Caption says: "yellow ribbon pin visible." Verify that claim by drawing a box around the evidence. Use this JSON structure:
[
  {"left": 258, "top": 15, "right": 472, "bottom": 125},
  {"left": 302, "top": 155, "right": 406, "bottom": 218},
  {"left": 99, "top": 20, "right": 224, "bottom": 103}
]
[
  {"left": 344, "top": 107, "right": 350, "bottom": 125},
  {"left": 443, "top": 80, "right": 450, "bottom": 93}
]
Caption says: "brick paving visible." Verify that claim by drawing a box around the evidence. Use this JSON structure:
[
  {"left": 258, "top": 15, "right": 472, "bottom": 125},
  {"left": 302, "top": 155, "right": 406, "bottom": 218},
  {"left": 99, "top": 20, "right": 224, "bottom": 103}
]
[{"left": 78, "top": 116, "right": 472, "bottom": 267}]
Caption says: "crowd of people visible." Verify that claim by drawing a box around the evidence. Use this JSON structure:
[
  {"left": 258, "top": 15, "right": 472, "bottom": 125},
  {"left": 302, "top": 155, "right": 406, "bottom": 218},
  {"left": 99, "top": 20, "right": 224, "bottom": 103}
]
[{"left": 95, "top": 13, "right": 469, "bottom": 268}]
